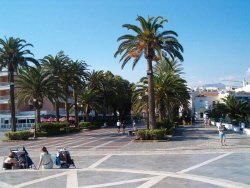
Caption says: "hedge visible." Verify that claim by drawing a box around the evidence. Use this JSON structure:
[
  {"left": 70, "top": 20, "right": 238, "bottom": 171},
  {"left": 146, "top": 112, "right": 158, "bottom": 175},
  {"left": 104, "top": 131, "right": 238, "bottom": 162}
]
[
  {"left": 5, "top": 131, "right": 33, "bottom": 140},
  {"left": 136, "top": 129, "right": 165, "bottom": 140},
  {"left": 79, "top": 121, "right": 101, "bottom": 130},
  {"left": 39, "top": 122, "right": 68, "bottom": 136}
]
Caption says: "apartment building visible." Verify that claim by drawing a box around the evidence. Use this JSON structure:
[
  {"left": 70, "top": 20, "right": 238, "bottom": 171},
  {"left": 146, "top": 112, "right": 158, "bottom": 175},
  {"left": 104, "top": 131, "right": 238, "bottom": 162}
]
[{"left": 0, "top": 69, "right": 71, "bottom": 131}]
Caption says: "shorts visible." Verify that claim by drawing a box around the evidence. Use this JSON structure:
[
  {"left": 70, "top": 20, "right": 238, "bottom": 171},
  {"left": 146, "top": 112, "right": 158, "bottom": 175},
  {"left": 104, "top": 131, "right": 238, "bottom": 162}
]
[
  {"left": 117, "top": 126, "right": 120, "bottom": 129},
  {"left": 219, "top": 132, "right": 225, "bottom": 139}
]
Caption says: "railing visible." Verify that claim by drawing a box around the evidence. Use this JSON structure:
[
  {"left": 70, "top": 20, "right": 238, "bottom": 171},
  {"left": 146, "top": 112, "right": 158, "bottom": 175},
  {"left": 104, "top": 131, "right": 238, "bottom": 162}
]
[
  {"left": 0, "top": 110, "right": 11, "bottom": 114},
  {"left": 0, "top": 82, "right": 9, "bottom": 86},
  {"left": 0, "top": 123, "right": 33, "bottom": 131},
  {"left": 0, "top": 95, "right": 9, "bottom": 100}
]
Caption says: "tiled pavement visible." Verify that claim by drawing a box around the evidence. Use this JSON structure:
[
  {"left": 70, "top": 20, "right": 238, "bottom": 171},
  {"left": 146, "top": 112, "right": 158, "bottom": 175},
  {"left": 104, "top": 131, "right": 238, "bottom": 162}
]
[{"left": 0, "top": 123, "right": 250, "bottom": 188}]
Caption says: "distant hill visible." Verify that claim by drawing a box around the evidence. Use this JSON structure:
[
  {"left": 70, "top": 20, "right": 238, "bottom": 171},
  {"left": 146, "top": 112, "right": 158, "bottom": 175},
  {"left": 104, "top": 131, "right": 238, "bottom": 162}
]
[{"left": 203, "top": 83, "right": 225, "bottom": 89}]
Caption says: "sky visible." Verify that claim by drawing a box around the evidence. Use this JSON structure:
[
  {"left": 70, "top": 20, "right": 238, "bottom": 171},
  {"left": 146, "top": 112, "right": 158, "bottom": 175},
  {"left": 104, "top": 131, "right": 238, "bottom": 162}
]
[{"left": 1, "top": 0, "right": 250, "bottom": 88}]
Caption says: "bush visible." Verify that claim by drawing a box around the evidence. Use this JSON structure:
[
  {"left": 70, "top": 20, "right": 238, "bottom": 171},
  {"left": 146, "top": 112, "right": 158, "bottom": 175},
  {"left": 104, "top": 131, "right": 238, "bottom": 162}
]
[
  {"left": 136, "top": 129, "right": 165, "bottom": 140},
  {"left": 5, "top": 131, "right": 32, "bottom": 140},
  {"left": 165, "top": 127, "right": 175, "bottom": 135},
  {"left": 36, "top": 131, "right": 48, "bottom": 137},
  {"left": 79, "top": 121, "right": 101, "bottom": 130},
  {"left": 39, "top": 122, "right": 68, "bottom": 136},
  {"left": 156, "top": 121, "right": 176, "bottom": 129},
  {"left": 79, "top": 122, "right": 91, "bottom": 129}
]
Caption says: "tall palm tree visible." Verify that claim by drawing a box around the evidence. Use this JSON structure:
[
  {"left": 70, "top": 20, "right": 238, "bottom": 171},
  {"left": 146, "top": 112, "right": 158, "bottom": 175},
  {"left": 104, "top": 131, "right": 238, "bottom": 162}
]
[
  {"left": 115, "top": 16, "right": 184, "bottom": 129},
  {"left": 0, "top": 37, "right": 38, "bottom": 131},
  {"left": 41, "top": 51, "right": 68, "bottom": 121},
  {"left": 70, "top": 60, "right": 88, "bottom": 127},
  {"left": 15, "top": 66, "right": 55, "bottom": 137}
]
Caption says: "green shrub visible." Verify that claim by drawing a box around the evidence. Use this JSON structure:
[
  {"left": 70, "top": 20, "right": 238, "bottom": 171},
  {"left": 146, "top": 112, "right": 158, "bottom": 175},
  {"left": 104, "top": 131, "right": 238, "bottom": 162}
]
[
  {"left": 5, "top": 131, "right": 32, "bottom": 140},
  {"left": 165, "top": 127, "right": 175, "bottom": 135},
  {"left": 39, "top": 122, "right": 68, "bottom": 136},
  {"left": 156, "top": 121, "right": 175, "bottom": 129},
  {"left": 136, "top": 129, "right": 166, "bottom": 140},
  {"left": 79, "top": 122, "right": 91, "bottom": 129},
  {"left": 79, "top": 122, "right": 101, "bottom": 130},
  {"left": 36, "top": 131, "right": 48, "bottom": 137}
]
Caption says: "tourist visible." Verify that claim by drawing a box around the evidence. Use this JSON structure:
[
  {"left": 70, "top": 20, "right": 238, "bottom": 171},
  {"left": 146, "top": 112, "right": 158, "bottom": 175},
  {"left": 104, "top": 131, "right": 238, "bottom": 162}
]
[
  {"left": 2, "top": 152, "right": 19, "bottom": 170},
  {"left": 117, "top": 120, "right": 121, "bottom": 133},
  {"left": 208, "top": 118, "right": 211, "bottom": 127},
  {"left": 122, "top": 120, "right": 126, "bottom": 134},
  {"left": 37, "top": 146, "right": 53, "bottom": 169},
  {"left": 204, "top": 117, "right": 208, "bottom": 127},
  {"left": 218, "top": 122, "right": 226, "bottom": 146}
]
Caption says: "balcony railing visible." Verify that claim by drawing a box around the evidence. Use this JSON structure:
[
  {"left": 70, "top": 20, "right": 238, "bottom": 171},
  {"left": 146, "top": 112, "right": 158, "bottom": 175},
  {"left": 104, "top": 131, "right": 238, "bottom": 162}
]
[
  {"left": 0, "top": 110, "right": 11, "bottom": 114},
  {"left": 0, "top": 95, "right": 9, "bottom": 100},
  {"left": 0, "top": 123, "right": 33, "bottom": 131},
  {"left": 0, "top": 82, "right": 9, "bottom": 86}
]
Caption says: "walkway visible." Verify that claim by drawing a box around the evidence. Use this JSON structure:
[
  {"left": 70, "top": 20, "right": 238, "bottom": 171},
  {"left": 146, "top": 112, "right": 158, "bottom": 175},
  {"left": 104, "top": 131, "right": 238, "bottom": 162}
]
[{"left": 0, "top": 123, "right": 250, "bottom": 188}]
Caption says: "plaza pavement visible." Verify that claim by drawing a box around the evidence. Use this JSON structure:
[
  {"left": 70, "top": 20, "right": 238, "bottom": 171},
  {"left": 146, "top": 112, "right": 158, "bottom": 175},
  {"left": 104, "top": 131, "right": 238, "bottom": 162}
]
[{"left": 0, "top": 123, "right": 250, "bottom": 188}]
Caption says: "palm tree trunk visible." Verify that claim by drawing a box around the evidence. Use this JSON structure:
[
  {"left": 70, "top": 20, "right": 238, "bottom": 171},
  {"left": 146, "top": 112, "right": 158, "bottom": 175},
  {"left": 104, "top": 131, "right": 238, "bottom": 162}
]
[
  {"left": 74, "top": 91, "right": 79, "bottom": 128},
  {"left": 55, "top": 100, "right": 60, "bottom": 122},
  {"left": 147, "top": 59, "right": 156, "bottom": 129},
  {"left": 9, "top": 71, "right": 16, "bottom": 132},
  {"left": 65, "top": 86, "right": 70, "bottom": 124},
  {"left": 85, "top": 106, "right": 89, "bottom": 122}
]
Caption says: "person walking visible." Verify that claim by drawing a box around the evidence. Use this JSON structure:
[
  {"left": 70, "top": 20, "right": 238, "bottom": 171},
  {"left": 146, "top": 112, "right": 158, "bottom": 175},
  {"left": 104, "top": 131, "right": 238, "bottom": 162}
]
[
  {"left": 37, "top": 146, "right": 53, "bottom": 169},
  {"left": 218, "top": 122, "right": 226, "bottom": 146},
  {"left": 122, "top": 120, "right": 126, "bottom": 134},
  {"left": 117, "top": 120, "right": 121, "bottom": 133},
  {"left": 208, "top": 118, "right": 211, "bottom": 128}
]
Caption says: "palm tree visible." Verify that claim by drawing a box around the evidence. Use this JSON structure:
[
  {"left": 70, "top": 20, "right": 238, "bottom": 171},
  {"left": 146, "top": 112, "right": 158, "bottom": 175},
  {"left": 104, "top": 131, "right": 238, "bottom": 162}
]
[
  {"left": 70, "top": 60, "right": 88, "bottom": 128},
  {"left": 78, "top": 89, "right": 102, "bottom": 122},
  {"left": 41, "top": 51, "right": 68, "bottom": 121},
  {"left": 15, "top": 66, "right": 55, "bottom": 137},
  {"left": 0, "top": 37, "right": 38, "bottom": 131},
  {"left": 154, "top": 60, "right": 190, "bottom": 122},
  {"left": 222, "top": 95, "right": 250, "bottom": 123},
  {"left": 115, "top": 16, "right": 184, "bottom": 129}
]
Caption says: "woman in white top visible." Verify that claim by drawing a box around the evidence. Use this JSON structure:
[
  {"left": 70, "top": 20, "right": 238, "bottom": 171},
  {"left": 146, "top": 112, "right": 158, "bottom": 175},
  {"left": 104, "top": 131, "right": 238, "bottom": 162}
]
[{"left": 37, "top": 146, "right": 53, "bottom": 169}]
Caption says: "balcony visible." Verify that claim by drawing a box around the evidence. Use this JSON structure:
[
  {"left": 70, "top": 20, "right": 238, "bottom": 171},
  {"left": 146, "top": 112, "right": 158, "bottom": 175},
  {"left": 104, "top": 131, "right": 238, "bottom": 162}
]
[
  {"left": 0, "top": 95, "right": 9, "bottom": 104},
  {"left": 0, "top": 110, "right": 10, "bottom": 114},
  {"left": 0, "top": 82, "right": 10, "bottom": 90},
  {"left": 0, "top": 71, "right": 8, "bottom": 76}
]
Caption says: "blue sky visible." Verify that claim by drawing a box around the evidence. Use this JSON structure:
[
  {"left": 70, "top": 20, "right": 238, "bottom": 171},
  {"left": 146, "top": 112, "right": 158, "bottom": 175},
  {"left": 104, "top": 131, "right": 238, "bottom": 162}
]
[{"left": 1, "top": 0, "right": 250, "bottom": 87}]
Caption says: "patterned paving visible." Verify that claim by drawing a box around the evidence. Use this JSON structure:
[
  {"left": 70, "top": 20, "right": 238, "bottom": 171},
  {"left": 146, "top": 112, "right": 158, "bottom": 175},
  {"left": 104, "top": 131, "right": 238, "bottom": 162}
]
[{"left": 0, "top": 124, "right": 250, "bottom": 188}]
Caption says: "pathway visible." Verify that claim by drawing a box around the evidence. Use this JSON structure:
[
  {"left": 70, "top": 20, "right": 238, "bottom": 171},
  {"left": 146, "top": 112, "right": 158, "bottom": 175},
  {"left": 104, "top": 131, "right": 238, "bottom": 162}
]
[{"left": 0, "top": 123, "right": 250, "bottom": 188}]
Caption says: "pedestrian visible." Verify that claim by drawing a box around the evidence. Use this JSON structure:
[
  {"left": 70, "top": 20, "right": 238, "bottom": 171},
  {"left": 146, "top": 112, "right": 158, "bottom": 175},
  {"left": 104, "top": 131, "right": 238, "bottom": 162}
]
[
  {"left": 2, "top": 152, "right": 19, "bottom": 170},
  {"left": 204, "top": 117, "right": 208, "bottom": 127},
  {"left": 218, "top": 122, "right": 227, "bottom": 146},
  {"left": 208, "top": 118, "right": 211, "bottom": 128},
  {"left": 133, "top": 120, "right": 137, "bottom": 131},
  {"left": 37, "top": 146, "right": 53, "bottom": 169},
  {"left": 122, "top": 120, "right": 126, "bottom": 134},
  {"left": 117, "top": 119, "right": 121, "bottom": 133}
]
